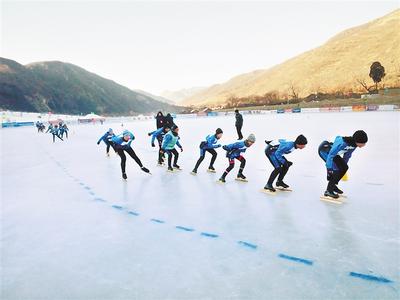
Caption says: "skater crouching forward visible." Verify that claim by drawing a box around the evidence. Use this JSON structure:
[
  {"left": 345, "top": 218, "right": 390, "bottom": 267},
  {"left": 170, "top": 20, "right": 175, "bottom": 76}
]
[
  {"left": 318, "top": 130, "right": 368, "bottom": 199},
  {"left": 191, "top": 128, "right": 223, "bottom": 174},
  {"left": 161, "top": 125, "right": 183, "bottom": 172},
  {"left": 218, "top": 134, "right": 256, "bottom": 183},
  {"left": 110, "top": 130, "right": 150, "bottom": 180},
  {"left": 263, "top": 135, "right": 307, "bottom": 192}
]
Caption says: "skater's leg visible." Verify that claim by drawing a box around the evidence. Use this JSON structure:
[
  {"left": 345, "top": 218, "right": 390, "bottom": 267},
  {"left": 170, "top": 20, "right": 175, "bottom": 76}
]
[
  {"left": 266, "top": 151, "right": 281, "bottom": 187},
  {"left": 167, "top": 151, "right": 173, "bottom": 168},
  {"left": 236, "top": 156, "right": 246, "bottom": 175},
  {"left": 125, "top": 148, "right": 143, "bottom": 168},
  {"left": 172, "top": 148, "right": 179, "bottom": 166},
  {"left": 157, "top": 137, "right": 164, "bottom": 164},
  {"left": 332, "top": 156, "right": 348, "bottom": 183},
  {"left": 106, "top": 142, "right": 110, "bottom": 154},
  {"left": 53, "top": 134, "right": 55, "bottom": 143},
  {"left": 208, "top": 149, "right": 217, "bottom": 169},
  {"left": 221, "top": 159, "right": 235, "bottom": 179},
  {"left": 193, "top": 149, "right": 205, "bottom": 172},
  {"left": 117, "top": 149, "right": 127, "bottom": 174},
  {"left": 277, "top": 160, "right": 289, "bottom": 182}
]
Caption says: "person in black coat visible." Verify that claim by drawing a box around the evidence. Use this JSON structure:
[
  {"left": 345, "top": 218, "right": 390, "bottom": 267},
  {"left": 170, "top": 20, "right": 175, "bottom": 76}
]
[
  {"left": 235, "top": 109, "right": 243, "bottom": 140},
  {"left": 164, "top": 113, "right": 175, "bottom": 128},
  {"left": 155, "top": 111, "right": 165, "bottom": 129}
]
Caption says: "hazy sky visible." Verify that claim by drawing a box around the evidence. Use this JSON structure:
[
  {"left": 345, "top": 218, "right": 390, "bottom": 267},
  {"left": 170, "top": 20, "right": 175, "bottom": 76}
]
[{"left": 1, "top": 1, "right": 398, "bottom": 95}]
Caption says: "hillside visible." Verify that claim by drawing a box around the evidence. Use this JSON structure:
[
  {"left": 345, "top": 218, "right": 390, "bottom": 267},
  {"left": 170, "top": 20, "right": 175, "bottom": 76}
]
[
  {"left": 183, "top": 9, "right": 400, "bottom": 106},
  {"left": 0, "top": 58, "right": 182, "bottom": 115},
  {"left": 161, "top": 87, "right": 207, "bottom": 103}
]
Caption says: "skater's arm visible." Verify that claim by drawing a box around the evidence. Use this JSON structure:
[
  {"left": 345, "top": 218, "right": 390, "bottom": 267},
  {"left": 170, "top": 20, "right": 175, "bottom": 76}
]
[
  {"left": 97, "top": 133, "right": 107, "bottom": 144},
  {"left": 274, "top": 142, "right": 291, "bottom": 164},
  {"left": 326, "top": 137, "right": 344, "bottom": 169},
  {"left": 176, "top": 138, "right": 182, "bottom": 149},
  {"left": 343, "top": 148, "right": 354, "bottom": 163}
]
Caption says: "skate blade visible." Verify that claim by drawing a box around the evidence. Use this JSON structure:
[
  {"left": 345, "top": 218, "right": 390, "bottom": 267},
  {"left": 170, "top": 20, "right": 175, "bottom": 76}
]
[
  {"left": 339, "top": 194, "right": 347, "bottom": 198},
  {"left": 167, "top": 169, "right": 175, "bottom": 173},
  {"left": 207, "top": 169, "right": 216, "bottom": 173},
  {"left": 260, "top": 189, "right": 277, "bottom": 195},
  {"left": 216, "top": 180, "right": 225, "bottom": 184},
  {"left": 235, "top": 178, "right": 248, "bottom": 182},
  {"left": 276, "top": 187, "right": 293, "bottom": 192},
  {"left": 190, "top": 172, "right": 197, "bottom": 176},
  {"left": 173, "top": 168, "right": 182, "bottom": 171},
  {"left": 157, "top": 164, "right": 164, "bottom": 167},
  {"left": 320, "top": 196, "right": 343, "bottom": 204}
]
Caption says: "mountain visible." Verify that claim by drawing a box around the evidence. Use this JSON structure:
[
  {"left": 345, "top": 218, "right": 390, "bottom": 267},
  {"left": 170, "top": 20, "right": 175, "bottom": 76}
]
[
  {"left": 183, "top": 9, "right": 400, "bottom": 106},
  {"left": 0, "top": 58, "right": 183, "bottom": 115},
  {"left": 134, "top": 89, "right": 175, "bottom": 105},
  {"left": 161, "top": 87, "right": 207, "bottom": 104}
]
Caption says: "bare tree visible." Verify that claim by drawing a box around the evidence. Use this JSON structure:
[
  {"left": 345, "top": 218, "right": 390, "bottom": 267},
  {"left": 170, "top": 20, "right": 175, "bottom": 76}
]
[{"left": 356, "top": 78, "right": 374, "bottom": 94}]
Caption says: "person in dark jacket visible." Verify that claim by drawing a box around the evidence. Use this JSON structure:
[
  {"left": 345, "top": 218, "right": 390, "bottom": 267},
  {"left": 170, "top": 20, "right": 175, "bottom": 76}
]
[
  {"left": 164, "top": 113, "right": 175, "bottom": 128},
  {"left": 155, "top": 111, "right": 165, "bottom": 129},
  {"left": 235, "top": 109, "right": 243, "bottom": 140}
]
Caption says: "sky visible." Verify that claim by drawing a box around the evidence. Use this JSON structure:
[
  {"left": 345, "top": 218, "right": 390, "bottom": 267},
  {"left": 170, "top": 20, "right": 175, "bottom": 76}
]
[{"left": 1, "top": 1, "right": 398, "bottom": 96}]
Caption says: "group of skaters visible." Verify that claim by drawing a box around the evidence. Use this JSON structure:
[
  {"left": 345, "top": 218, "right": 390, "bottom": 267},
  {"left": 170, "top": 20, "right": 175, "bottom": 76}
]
[
  {"left": 97, "top": 110, "right": 368, "bottom": 200},
  {"left": 36, "top": 121, "right": 69, "bottom": 142}
]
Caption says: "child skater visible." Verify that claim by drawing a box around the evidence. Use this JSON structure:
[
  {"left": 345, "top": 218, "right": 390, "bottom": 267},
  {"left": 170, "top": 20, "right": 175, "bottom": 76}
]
[
  {"left": 318, "top": 130, "right": 368, "bottom": 199},
  {"left": 110, "top": 130, "right": 150, "bottom": 180},
  {"left": 218, "top": 134, "right": 256, "bottom": 183},
  {"left": 191, "top": 128, "right": 223, "bottom": 175},
  {"left": 263, "top": 135, "right": 308, "bottom": 192},
  {"left": 97, "top": 128, "right": 115, "bottom": 156},
  {"left": 51, "top": 125, "right": 63, "bottom": 143},
  {"left": 149, "top": 126, "right": 170, "bottom": 165},
  {"left": 161, "top": 125, "right": 183, "bottom": 172}
]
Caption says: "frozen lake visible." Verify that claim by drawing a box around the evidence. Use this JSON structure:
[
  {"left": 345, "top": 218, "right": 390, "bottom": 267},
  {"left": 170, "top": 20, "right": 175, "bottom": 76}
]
[{"left": 1, "top": 111, "right": 399, "bottom": 299}]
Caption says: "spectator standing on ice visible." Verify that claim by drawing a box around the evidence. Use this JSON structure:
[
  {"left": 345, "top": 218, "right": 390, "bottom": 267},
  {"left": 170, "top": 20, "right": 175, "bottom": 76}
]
[
  {"left": 235, "top": 109, "right": 243, "bottom": 140},
  {"left": 155, "top": 111, "right": 165, "bottom": 129},
  {"left": 148, "top": 126, "right": 170, "bottom": 165},
  {"left": 164, "top": 113, "right": 175, "bottom": 128}
]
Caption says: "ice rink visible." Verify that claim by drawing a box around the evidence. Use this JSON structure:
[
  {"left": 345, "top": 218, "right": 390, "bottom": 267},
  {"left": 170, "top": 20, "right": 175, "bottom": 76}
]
[{"left": 1, "top": 111, "right": 399, "bottom": 300}]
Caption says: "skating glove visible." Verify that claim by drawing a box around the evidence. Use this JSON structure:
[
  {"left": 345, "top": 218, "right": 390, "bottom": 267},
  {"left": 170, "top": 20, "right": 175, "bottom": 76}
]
[
  {"left": 97, "top": 141, "right": 100, "bottom": 145},
  {"left": 222, "top": 145, "right": 228, "bottom": 151},
  {"left": 327, "top": 168, "right": 334, "bottom": 180},
  {"left": 180, "top": 147, "right": 184, "bottom": 152},
  {"left": 287, "top": 161, "right": 293, "bottom": 167},
  {"left": 151, "top": 142, "right": 155, "bottom": 147},
  {"left": 216, "top": 144, "right": 221, "bottom": 148}
]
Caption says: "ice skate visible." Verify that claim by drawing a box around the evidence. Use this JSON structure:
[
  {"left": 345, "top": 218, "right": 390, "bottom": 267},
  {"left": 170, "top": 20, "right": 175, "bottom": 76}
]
[{"left": 235, "top": 173, "right": 248, "bottom": 182}]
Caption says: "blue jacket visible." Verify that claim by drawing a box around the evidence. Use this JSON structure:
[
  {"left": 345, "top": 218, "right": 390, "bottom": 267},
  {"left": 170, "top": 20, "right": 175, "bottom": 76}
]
[
  {"left": 98, "top": 132, "right": 115, "bottom": 144},
  {"left": 326, "top": 136, "right": 356, "bottom": 169},
  {"left": 223, "top": 141, "right": 247, "bottom": 159},
  {"left": 150, "top": 127, "right": 165, "bottom": 144},
  {"left": 202, "top": 134, "right": 221, "bottom": 149},
  {"left": 267, "top": 139, "right": 295, "bottom": 164},
  {"left": 111, "top": 131, "right": 135, "bottom": 150},
  {"left": 162, "top": 131, "right": 182, "bottom": 150}
]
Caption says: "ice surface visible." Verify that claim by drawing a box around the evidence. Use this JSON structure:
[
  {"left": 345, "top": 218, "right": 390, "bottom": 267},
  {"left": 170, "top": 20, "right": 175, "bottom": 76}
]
[{"left": 1, "top": 111, "right": 399, "bottom": 299}]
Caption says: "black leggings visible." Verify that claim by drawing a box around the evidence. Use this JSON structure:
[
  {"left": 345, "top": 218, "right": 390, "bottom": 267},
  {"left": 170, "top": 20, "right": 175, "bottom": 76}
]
[
  {"left": 105, "top": 140, "right": 111, "bottom": 153},
  {"left": 265, "top": 152, "right": 290, "bottom": 185},
  {"left": 117, "top": 148, "right": 143, "bottom": 174},
  {"left": 157, "top": 136, "right": 165, "bottom": 164},
  {"left": 327, "top": 156, "right": 348, "bottom": 191},
  {"left": 222, "top": 156, "right": 246, "bottom": 178},
  {"left": 52, "top": 133, "right": 63, "bottom": 142},
  {"left": 167, "top": 148, "right": 179, "bottom": 168},
  {"left": 193, "top": 149, "right": 217, "bottom": 171}
]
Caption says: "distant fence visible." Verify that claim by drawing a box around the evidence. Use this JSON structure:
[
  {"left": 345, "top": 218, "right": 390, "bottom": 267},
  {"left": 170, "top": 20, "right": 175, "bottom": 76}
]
[{"left": 1, "top": 104, "right": 398, "bottom": 128}]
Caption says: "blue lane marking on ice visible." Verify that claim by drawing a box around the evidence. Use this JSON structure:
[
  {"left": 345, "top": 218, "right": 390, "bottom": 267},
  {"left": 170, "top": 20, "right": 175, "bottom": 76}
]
[
  {"left": 176, "top": 226, "right": 195, "bottom": 232},
  {"left": 349, "top": 272, "right": 393, "bottom": 283},
  {"left": 111, "top": 205, "right": 124, "bottom": 210},
  {"left": 201, "top": 232, "right": 219, "bottom": 238},
  {"left": 238, "top": 241, "right": 257, "bottom": 249},
  {"left": 48, "top": 160, "right": 396, "bottom": 286},
  {"left": 278, "top": 253, "right": 314, "bottom": 265},
  {"left": 151, "top": 219, "right": 165, "bottom": 224},
  {"left": 128, "top": 211, "right": 140, "bottom": 216},
  {"left": 89, "top": 191, "right": 95, "bottom": 196}
]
